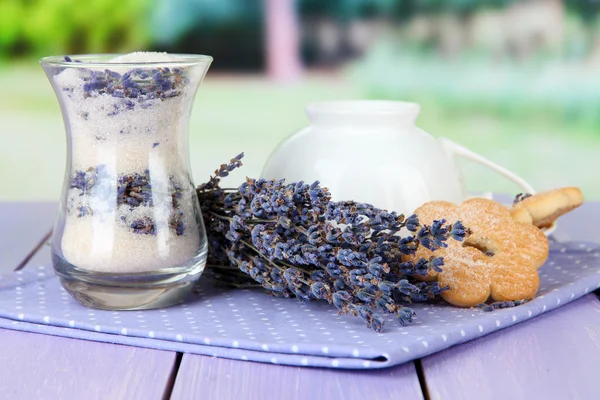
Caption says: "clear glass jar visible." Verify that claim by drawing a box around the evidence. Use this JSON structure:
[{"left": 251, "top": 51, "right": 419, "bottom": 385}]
[{"left": 40, "top": 54, "right": 212, "bottom": 310}]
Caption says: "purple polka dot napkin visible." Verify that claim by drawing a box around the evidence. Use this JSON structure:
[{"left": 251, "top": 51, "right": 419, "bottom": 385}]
[{"left": 0, "top": 241, "right": 599, "bottom": 369}]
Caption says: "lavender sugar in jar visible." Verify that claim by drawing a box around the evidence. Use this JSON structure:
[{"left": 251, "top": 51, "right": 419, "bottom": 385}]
[{"left": 41, "top": 53, "right": 212, "bottom": 310}]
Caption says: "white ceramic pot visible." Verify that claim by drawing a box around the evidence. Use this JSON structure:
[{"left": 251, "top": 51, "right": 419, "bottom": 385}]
[{"left": 262, "top": 100, "right": 535, "bottom": 216}]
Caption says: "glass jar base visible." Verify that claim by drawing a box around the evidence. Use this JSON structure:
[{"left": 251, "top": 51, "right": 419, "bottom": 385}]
[{"left": 52, "top": 254, "right": 206, "bottom": 310}]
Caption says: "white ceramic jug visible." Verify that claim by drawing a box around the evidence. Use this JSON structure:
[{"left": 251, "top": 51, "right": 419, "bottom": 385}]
[{"left": 262, "top": 100, "right": 535, "bottom": 216}]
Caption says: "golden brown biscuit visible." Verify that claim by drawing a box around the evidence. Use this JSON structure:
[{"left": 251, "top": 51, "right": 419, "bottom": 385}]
[
  {"left": 405, "top": 198, "right": 549, "bottom": 307},
  {"left": 511, "top": 187, "right": 584, "bottom": 229}
]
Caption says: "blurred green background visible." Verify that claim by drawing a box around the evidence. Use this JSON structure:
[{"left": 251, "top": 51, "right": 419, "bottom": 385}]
[{"left": 0, "top": 0, "right": 598, "bottom": 201}]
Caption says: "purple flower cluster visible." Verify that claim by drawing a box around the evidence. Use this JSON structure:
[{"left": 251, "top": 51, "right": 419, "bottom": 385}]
[
  {"left": 130, "top": 216, "right": 156, "bottom": 235},
  {"left": 117, "top": 170, "right": 153, "bottom": 208},
  {"left": 62, "top": 56, "right": 188, "bottom": 114},
  {"left": 197, "top": 154, "right": 467, "bottom": 332},
  {"left": 69, "top": 167, "right": 186, "bottom": 236}
]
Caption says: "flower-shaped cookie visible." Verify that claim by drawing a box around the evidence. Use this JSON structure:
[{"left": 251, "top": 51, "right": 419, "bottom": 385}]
[{"left": 406, "top": 198, "right": 549, "bottom": 307}]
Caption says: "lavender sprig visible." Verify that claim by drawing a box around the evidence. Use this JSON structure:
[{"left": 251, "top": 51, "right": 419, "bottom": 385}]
[{"left": 197, "top": 154, "right": 467, "bottom": 332}]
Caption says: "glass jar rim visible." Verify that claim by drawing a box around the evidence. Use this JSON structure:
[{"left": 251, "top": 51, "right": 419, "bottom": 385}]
[{"left": 40, "top": 53, "right": 213, "bottom": 67}]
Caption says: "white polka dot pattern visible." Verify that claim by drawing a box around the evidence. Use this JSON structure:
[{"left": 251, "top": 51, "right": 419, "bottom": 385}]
[{"left": 0, "top": 242, "right": 598, "bottom": 369}]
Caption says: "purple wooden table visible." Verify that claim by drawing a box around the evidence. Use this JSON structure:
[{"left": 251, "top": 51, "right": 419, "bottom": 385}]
[{"left": 1, "top": 202, "right": 599, "bottom": 399}]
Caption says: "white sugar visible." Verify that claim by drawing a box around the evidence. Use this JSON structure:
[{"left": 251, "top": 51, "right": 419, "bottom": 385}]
[
  {"left": 109, "top": 52, "right": 182, "bottom": 63},
  {"left": 65, "top": 95, "right": 185, "bottom": 174},
  {"left": 61, "top": 207, "right": 201, "bottom": 273},
  {"left": 54, "top": 53, "right": 204, "bottom": 273}
]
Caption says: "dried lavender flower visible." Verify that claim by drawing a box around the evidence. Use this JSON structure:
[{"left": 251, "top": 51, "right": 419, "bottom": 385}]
[
  {"left": 67, "top": 167, "right": 187, "bottom": 236},
  {"left": 198, "top": 154, "right": 467, "bottom": 332},
  {"left": 513, "top": 193, "right": 532, "bottom": 205},
  {"left": 478, "top": 299, "right": 528, "bottom": 312},
  {"left": 61, "top": 55, "right": 189, "bottom": 115}
]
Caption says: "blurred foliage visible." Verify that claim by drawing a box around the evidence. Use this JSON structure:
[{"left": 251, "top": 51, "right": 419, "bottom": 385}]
[
  {"left": 150, "top": 0, "right": 262, "bottom": 44},
  {"left": 150, "top": 0, "right": 263, "bottom": 70},
  {"left": 1, "top": 0, "right": 600, "bottom": 67},
  {"left": 352, "top": 39, "right": 600, "bottom": 130},
  {"left": 416, "top": 0, "right": 520, "bottom": 12},
  {"left": 299, "top": 0, "right": 523, "bottom": 19},
  {"left": 299, "top": 0, "right": 600, "bottom": 28},
  {"left": 0, "top": 0, "right": 151, "bottom": 59},
  {"left": 565, "top": 0, "right": 600, "bottom": 23}
]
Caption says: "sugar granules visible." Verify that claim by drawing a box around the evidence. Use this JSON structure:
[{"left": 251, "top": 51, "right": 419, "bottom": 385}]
[{"left": 55, "top": 52, "right": 203, "bottom": 273}]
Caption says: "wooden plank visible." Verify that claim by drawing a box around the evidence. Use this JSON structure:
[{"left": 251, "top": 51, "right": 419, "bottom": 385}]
[
  {"left": 0, "top": 203, "right": 178, "bottom": 397},
  {"left": 0, "top": 202, "right": 56, "bottom": 272},
  {"left": 0, "top": 328, "right": 177, "bottom": 400},
  {"left": 421, "top": 295, "right": 600, "bottom": 400},
  {"left": 4, "top": 201, "right": 598, "bottom": 400},
  {"left": 172, "top": 355, "right": 424, "bottom": 400}
]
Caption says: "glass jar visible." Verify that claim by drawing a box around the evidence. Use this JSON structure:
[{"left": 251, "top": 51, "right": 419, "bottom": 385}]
[{"left": 41, "top": 54, "right": 212, "bottom": 310}]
